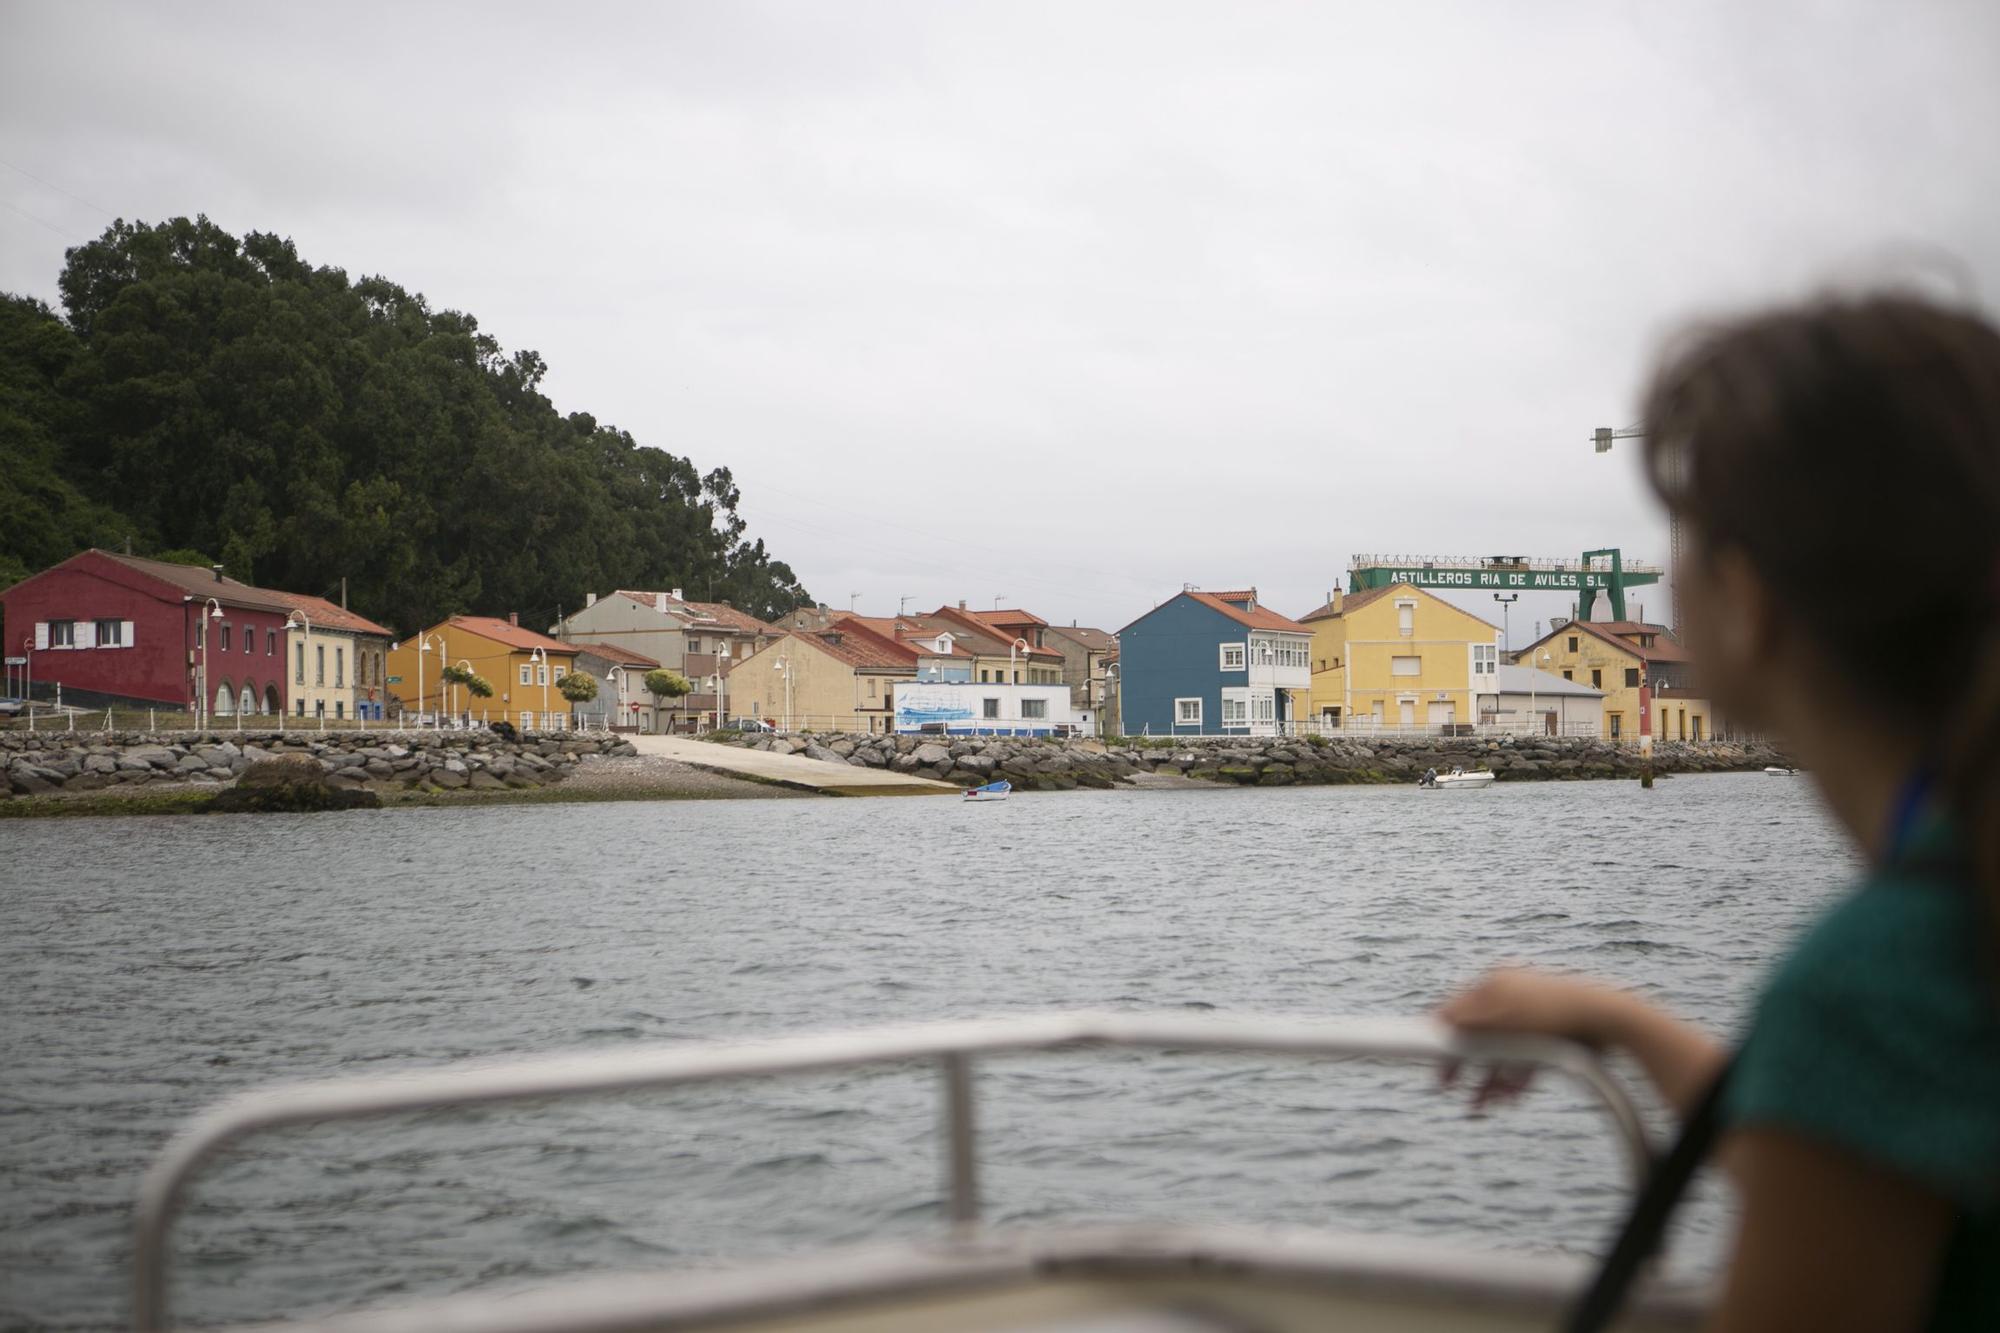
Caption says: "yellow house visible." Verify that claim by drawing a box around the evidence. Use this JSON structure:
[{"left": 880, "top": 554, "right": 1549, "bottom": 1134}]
[
  {"left": 1510, "top": 618, "right": 1712, "bottom": 742},
  {"left": 726, "top": 624, "right": 920, "bottom": 733},
  {"left": 1295, "top": 583, "right": 1502, "bottom": 731},
  {"left": 385, "top": 614, "right": 580, "bottom": 730}
]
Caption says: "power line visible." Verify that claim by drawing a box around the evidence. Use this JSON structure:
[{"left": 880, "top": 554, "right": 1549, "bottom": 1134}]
[
  {"left": 0, "top": 157, "right": 117, "bottom": 218},
  {"left": 0, "top": 196, "right": 86, "bottom": 241}
]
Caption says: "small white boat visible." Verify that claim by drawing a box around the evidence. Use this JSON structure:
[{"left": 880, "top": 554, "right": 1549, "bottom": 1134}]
[
  {"left": 963, "top": 780, "right": 1011, "bottom": 802},
  {"left": 1763, "top": 766, "right": 1799, "bottom": 776},
  {"left": 1419, "top": 767, "right": 1496, "bottom": 790}
]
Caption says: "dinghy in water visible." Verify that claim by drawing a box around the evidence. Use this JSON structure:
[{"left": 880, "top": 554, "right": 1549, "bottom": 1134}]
[
  {"left": 963, "top": 780, "right": 1011, "bottom": 802},
  {"left": 133, "top": 1012, "right": 1709, "bottom": 1332},
  {"left": 1419, "top": 766, "right": 1496, "bottom": 790}
]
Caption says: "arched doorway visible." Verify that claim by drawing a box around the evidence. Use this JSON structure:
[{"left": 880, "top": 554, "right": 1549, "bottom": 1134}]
[
  {"left": 265, "top": 684, "right": 280, "bottom": 714},
  {"left": 214, "top": 681, "right": 235, "bottom": 716},
  {"left": 239, "top": 683, "right": 256, "bottom": 716}
]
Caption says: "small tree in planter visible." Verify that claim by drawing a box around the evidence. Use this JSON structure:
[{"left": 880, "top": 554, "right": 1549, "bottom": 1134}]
[
  {"left": 558, "top": 669, "right": 599, "bottom": 727},
  {"left": 644, "top": 668, "right": 693, "bottom": 732}
]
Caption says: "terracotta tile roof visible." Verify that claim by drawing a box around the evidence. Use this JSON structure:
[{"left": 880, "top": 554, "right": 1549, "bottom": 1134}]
[
  {"left": 1183, "top": 590, "right": 1313, "bottom": 634},
  {"left": 976, "top": 608, "right": 1049, "bottom": 628},
  {"left": 1044, "top": 625, "right": 1113, "bottom": 650},
  {"left": 927, "top": 605, "right": 1063, "bottom": 659},
  {"left": 91, "top": 551, "right": 397, "bottom": 633},
  {"left": 94, "top": 550, "right": 298, "bottom": 615},
  {"left": 1516, "top": 618, "right": 1692, "bottom": 664},
  {"left": 614, "top": 589, "right": 779, "bottom": 636},
  {"left": 799, "top": 623, "right": 920, "bottom": 670},
  {"left": 445, "top": 616, "right": 579, "bottom": 655},
  {"left": 1205, "top": 589, "right": 1258, "bottom": 604},
  {"left": 572, "top": 640, "right": 661, "bottom": 669},
  {"left": 282, "top": 593, "right": 394, "bottom": 638},
  {"left": 1297, "top": 585, "right": 1395, "bottom": 623}
]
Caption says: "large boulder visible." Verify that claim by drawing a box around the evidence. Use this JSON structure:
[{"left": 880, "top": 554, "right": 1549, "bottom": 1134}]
[{"left": 203, "top": 757, "right": 381, "bottom": 813}]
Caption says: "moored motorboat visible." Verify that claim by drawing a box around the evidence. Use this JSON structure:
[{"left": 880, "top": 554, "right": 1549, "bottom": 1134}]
[
  {"left": 963, "top": 780, "right": 1011, "bottom": 802},
  {"left": 1419, "top": 766, "right": 1496, "bottom": 790},
  {"left": 1763, "top": 766, "right": 1799, "bottom": 776}
]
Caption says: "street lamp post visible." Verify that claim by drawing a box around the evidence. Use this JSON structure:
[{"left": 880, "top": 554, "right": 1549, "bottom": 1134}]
[
  {"left": 452, "top": 658, "right": 473, "bottom": 728},
  {"left": 21, "top": 633, "right": 32, "bottom": 723},
  {"left": 1531, "top": 649, "right": 1553, "bottom": 736},
  {"left": 1492, "top": 593, "right": 1517, "bottom": 656},
  {"left": 415, "top": 632, "right": 442, "bottom": 729},
  {"left": 771, "top": 651, "right": 794, "bottom": 733},
  {"left": 198, "top": 598, "right": 223, "bottom": 729},
  {"left": 528, "top": 647, "right": 549, "bottom": 731},
  {"left": 1007, "top": 637, "right": 1031, "bottom": 685},
  {"left": 1101, "top": 663, "right": 1119, "bottom": 739},
  {"left": 284, "top": 610, "right": 313, "bottom": 733}
]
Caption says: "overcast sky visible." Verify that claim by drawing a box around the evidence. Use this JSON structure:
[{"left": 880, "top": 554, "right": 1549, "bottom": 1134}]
[{"left": 5, "top": 1, "right": 1998, "bottom": 642}]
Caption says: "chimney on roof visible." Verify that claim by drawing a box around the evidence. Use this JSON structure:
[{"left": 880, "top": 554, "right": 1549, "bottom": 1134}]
[
  {"left": 509, "top": 611, "right": 519, "bottom": 627},
  {"left": 670, "top": 587, "right": 683, "bottom": 602},
  {"left": 211, "top": 564, "right": 225, "bottom": 583},
  {"left": 586, "top": 592, "right": 597, "bottom": 608}
]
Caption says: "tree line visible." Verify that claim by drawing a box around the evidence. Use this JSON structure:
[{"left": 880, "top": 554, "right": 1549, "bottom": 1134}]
[{"left": 0, "top": 216, "right": 811, "bottom": 633}]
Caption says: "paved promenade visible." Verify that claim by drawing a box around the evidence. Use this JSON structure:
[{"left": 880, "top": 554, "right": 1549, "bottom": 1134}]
[{"left": 625, "top": 734, "right": 959, "bottom": 796}]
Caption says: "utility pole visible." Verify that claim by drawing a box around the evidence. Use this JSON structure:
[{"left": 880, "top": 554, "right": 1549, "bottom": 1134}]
[{"left": 1491, "top": 593, "right": 1517, "bottom": 655}]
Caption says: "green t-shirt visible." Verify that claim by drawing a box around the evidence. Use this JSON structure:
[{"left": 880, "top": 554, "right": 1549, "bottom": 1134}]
[{"left": 1727, "top": 820, "right": 2000, "bottom": 1328}]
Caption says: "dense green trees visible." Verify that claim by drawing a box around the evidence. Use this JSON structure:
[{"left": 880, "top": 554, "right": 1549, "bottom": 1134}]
[{"left": 0, "top": 217, "right": 811, "bottom": 629}]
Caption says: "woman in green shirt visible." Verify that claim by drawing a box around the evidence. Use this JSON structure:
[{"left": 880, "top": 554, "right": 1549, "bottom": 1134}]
[{"left": 1442, "top": 294, "right": 2000, "bottom": 1331}]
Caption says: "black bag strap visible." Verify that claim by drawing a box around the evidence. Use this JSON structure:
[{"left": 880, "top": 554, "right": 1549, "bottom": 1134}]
[{"left": 1563, "top": 1058, "right": 1735, "bottom": 1333}]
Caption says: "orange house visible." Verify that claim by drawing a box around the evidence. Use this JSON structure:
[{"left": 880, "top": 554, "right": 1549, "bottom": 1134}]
[{"left": 385, "top": 614, "right": 580, "bottom": 729}]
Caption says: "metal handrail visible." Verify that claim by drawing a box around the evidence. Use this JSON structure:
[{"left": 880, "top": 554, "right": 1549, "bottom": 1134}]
[{"left": 132, "top": 1010, "right": 1654, "bottom": 1330}]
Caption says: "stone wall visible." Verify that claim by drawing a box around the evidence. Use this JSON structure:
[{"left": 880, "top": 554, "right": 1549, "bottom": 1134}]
[
  {"left": 1, "top": 730, "right": 636, "bottom": 798},
  {"left": 707, "top": 730, "right": 1788, "bottom": 791}
]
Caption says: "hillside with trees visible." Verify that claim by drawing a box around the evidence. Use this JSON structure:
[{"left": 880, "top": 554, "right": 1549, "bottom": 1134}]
[{"left": 0, "top": 217, "right": 810, "bottom": 631}]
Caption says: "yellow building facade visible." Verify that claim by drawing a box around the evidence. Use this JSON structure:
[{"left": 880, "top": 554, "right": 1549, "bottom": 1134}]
[
  {"left": 727, "top": 626, "right": 918, "bottom": 732},
  {"left": 1296, "top": 584, "right": 1502, "bottom": 731},
  {"left": 1510, "top": 619, "right": 1712, "bottom": 742},
  {"left": 385, "top": 615, "right": 580, "bottom": 729}
]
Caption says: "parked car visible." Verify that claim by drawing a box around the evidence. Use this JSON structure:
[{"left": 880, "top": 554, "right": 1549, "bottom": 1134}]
[
  {"left": 0, "top": 698, "right": 24, "bottom": 716},
  {"left": 732, "top": 717, "right": 775, "bottom": 733}
]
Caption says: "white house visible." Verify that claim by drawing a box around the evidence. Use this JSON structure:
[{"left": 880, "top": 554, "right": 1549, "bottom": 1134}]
[
  {"left": 893, "top": 680, "right": 1093, "bottom": 737},
  {"left": 1489, "top": 665, "right": 1604, "bottom": 736}
]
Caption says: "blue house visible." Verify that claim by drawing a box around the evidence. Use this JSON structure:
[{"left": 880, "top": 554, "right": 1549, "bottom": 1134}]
[{"left": 1115, "top": 587, "right": 1314, "bottom": 736}]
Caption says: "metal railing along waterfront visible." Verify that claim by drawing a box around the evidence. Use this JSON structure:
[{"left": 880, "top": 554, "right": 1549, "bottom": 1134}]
[{"left": 132, "top": 1010, "right": 1656, "bottom": 1331}]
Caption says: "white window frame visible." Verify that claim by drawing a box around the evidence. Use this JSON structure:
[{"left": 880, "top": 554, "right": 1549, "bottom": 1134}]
[
  {"left": 519, "top": 664, "right": 531, "bottom": 686},
  {"left": 1397, "top": 600, "right": 1416, "bottom": 637},
  {"left": 1219, "top": 642, "right": 1246, "bottom": 671},
  {"left": 1174, "top": 696, "right": 1203, "bottom": 727},
  {"left": 1219, "top": 687, "right": 1249, "bottom": 727}
]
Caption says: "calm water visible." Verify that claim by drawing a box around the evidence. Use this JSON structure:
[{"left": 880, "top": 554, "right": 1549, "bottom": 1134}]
[{"left": 1, "top": 774, "right": 1855, "bottom": 1330}]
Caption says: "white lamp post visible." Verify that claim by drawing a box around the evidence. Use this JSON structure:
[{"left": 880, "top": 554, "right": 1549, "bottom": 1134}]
[
  {"left": 284, "top": 610, "right": 312, "bottom": 732},
  {"left": 771, "top": 651, "right": 794, "bottom": 733},
  {"left": 1008, "top": 636, "right": 1031, "bottom": 685},
  {"left": 528, "top": 647, "right": 549, "bottom": 731},
  {"left": 452, "top": 658, "right": 473, "bottom": 727},
  {"left": 198, "top": 598, "right": 223, "bottom": 729},
  {"left": 415, "top": 631, "right": 442, "bottom": 729}
]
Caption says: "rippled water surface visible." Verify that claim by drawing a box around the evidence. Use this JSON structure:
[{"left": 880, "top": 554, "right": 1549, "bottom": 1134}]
[{"left": 2, "top": 774, "right": 1856, "bottom": 1329}]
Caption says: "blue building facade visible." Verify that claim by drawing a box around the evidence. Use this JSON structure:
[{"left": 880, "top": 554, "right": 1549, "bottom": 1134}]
[{"left": 1115, "top": 589, "right": 1313, "bottom": 736}]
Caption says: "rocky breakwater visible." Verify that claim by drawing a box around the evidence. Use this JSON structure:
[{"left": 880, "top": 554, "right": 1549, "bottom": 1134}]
[
  {"left": 1, "top": 729, "right": 637, "bottom": 798},
  {"left": 706, "top": 731, "right": 1788, "bottom": 791}
]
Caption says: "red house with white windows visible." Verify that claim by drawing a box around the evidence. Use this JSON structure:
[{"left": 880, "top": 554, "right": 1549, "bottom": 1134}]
[{"left": 3, "top": 550, "right": 303, "bottom": 714}]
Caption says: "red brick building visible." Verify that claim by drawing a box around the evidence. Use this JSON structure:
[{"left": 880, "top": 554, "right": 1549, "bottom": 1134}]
[{"left": 3, "top": 551, "right": 309, "bottom": 714}]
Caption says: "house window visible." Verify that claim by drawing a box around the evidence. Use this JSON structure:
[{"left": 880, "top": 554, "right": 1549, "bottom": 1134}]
[
  {"left": 1471, "top": 644, "right": 1497, "bottom": 676},
  {"left": 867, "top": 678, "right": 877, "bottom": 698},
  {"left": 1609, "top": 712, "right": 1623, "bottom": 739},
  {"left": 295, "top": 699, "right": 305, "bottom": 717},
  {"left": 220, "top": 624, "right": 231, "bottom": 653},
  {"left": 1567, "top": 636, "right": 1579, "bottom": 653},
  {"left": 316, "top": 644, "right": 325, "bottom": 685},
  {"left": 1625, "top": 668, "right": 1640, "bottom": 687},
  {"left": 983, "top": 697, "right": 1001, "bottom": 719},
  {"left": 1220, "top": 689, "right": 1249, "bottom": 726},
  {"left": 1397, "top": 603, "right": 1415, "bottom": 637},
  {"left": 519, "top": 664, "right": 531, "bottom": 685},
  {"left": 537, "top": 664, "right": 548, "bottom": 685},
  {"left": 1563, "top": 669, "right": 1573, "bottom": 681},
  {"left": 49, "top": 619, "right": 76, "bottom": 648},
  {"left": 267, "top": 629, "right": 276, "bottom": 655},
  {"left": 1220, "top": 643, "right": 1246, "bottom": 670},
  {"left": 1591, "top": 668, "right": 1603, "bottom": 689},
  {"left": 241, "top": 624, "right": 251, "bottom": 653},
  {"left": 553, "top": 665, "right": 567, "bottom": 682},
  {"left": 295, "top": 644, "right": 305, "bottom": 684},
  {"left": 335, "top": 700, "right": 344, "bottom": 719},
  {"left": 1175, "top": 697, "right": 1203, "bottom": 727},
  {"left": 94, "top": 619, "right": 123, "bottom": 646},
  {"left": 1022, "top": 698, "right": 1047, "bottom": 719},
  {"left": 1391, "top": 655, "right": 1422, "bottom": 676},
  {"left": 335, "top": 646, "right": 345, "bottom": 687},
  {"left": 1253, "top": 693, "right": 1275, "bottom": 722}
]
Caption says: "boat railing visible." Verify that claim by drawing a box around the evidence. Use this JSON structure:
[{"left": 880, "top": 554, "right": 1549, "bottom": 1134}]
[{"left": 133, "top": 1010, "right": 1656, "bottom": 1331}]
